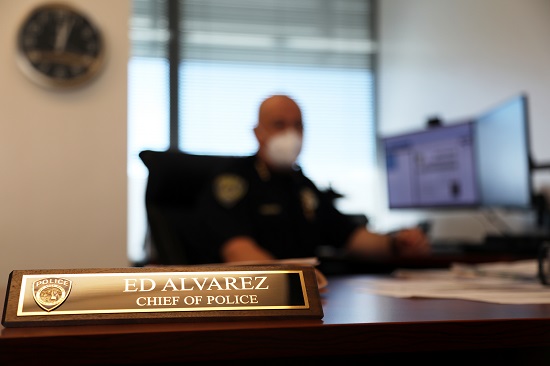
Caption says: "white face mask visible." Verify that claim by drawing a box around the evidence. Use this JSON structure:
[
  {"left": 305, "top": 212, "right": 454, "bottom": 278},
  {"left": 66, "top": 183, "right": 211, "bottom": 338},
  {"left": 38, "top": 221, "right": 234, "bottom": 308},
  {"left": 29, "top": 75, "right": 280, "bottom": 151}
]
[{"left": 265, "top": 129, "right": 303, "bottom": 169}]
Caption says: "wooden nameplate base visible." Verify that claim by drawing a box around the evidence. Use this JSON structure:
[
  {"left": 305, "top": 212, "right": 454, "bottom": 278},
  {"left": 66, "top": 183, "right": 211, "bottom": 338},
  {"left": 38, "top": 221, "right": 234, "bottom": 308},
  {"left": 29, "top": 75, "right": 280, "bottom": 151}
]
[{"left": 2, "top": 264, "right": 323, "bottom": 327}]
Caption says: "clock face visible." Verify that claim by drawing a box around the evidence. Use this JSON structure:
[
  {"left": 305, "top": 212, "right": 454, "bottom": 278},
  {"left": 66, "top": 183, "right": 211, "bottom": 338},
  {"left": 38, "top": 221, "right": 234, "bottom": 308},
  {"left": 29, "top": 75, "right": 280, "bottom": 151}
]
[{"left": 17, "top": 3, "right": 105, "bottom": 89}]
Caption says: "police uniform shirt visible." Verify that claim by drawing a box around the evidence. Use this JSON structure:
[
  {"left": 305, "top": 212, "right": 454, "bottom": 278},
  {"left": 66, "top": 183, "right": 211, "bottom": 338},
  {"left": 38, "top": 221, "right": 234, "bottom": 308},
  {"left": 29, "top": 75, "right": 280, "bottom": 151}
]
[{"left": 199, "top": 155, "right": 359, "bottom": 261}]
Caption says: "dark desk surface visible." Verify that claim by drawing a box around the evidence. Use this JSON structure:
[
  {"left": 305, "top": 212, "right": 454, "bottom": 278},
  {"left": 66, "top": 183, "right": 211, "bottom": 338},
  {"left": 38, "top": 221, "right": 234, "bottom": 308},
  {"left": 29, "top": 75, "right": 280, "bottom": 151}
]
[
  {"left": 2, "top": 270, "right": 550, "bottom": 365},
  {"left": 319, "top": 251, "right": 537, "bottom": 275}
]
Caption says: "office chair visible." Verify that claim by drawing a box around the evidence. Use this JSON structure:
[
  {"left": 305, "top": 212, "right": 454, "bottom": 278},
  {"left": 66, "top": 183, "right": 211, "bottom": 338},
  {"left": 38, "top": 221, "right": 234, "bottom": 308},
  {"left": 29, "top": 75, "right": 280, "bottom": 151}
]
[{"left": 138, "top": 149, "right": 238, "bottom": 265}]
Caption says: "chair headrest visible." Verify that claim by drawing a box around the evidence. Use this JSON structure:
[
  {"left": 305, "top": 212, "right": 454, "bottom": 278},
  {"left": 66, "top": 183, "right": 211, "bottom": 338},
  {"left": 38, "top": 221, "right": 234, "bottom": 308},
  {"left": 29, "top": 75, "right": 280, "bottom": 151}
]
[{"left": 139, "top": 150, "right": 239, "bottom": 206}]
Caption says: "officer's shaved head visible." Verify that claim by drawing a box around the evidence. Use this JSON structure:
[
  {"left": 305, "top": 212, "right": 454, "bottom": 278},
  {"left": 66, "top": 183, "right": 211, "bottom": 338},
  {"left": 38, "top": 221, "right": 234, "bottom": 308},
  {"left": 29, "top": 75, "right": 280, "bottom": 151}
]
[{"left": 254, "top": 94, "right": 304, "bottom": 170}]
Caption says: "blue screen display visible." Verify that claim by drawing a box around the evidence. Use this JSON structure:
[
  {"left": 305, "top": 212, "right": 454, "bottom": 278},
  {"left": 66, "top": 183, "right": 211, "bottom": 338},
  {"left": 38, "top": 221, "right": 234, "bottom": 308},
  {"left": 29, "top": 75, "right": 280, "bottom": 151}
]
[
  {"left": 383, "top": 122, "right": 479, "bottom": 208},
  {"left": 382, "top": 93, "right": 532, "bottom": 210},
  {"left": 475, "top": 94, "right": 532, "bottom": 209}
]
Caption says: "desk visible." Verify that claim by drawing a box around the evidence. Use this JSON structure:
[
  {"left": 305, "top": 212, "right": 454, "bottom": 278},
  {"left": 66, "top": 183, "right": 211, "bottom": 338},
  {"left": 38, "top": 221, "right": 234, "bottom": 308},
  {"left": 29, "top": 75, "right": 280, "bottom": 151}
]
[
  {"left": 319, "top": 251, "right": 537, "bottom": 274},
  {"left": 2, "top": 274, "right": 550, "bottom": 365}
]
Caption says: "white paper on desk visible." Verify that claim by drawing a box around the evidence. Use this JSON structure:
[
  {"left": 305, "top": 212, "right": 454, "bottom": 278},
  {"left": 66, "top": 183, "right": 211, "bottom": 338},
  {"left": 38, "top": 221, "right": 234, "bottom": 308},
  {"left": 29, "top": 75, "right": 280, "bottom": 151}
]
[{"left": 361, "top": 260, "right": 550, "bottom": 304}]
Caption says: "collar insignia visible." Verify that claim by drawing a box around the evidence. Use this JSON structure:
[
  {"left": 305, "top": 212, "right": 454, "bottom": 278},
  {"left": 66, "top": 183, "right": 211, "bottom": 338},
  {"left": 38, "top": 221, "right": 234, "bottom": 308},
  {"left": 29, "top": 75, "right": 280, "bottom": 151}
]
[{"left": 255, "top": 160, "right": 271, "bottom": 181}]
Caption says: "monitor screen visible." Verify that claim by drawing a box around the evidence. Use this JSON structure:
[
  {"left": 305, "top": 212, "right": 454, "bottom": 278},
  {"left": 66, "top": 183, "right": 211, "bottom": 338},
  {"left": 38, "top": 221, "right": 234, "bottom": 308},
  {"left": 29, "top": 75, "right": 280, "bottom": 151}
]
[
  {"left": 474, "top": 94, "right": 532, "bottom": 209},
  {"left": 382, "top": 122, "right": 479, "bottom": 209}
]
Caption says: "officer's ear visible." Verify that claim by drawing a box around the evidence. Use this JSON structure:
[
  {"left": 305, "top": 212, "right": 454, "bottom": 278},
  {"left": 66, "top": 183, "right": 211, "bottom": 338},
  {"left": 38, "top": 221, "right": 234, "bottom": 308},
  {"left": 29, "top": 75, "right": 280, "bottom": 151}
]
[{"left": 253, "top": 124, "right": 263, "bottom": 141}]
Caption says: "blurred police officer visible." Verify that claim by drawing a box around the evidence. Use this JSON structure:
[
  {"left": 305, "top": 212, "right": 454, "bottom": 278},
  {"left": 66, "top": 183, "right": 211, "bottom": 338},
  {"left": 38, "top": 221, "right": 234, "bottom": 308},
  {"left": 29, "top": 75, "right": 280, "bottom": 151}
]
[{"left": 200, "top": 95, "right": 430, "bottom": 263}]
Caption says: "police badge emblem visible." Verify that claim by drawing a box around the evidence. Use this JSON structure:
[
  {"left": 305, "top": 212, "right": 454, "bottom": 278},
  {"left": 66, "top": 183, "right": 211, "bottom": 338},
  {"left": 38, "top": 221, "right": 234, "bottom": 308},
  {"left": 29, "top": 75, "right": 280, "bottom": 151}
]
[
  {"left": 214, "top": 174, "right": 247, "bottom": 208},
  {"left": 32, "top": 278, "right": 72, "bottom": 312}
]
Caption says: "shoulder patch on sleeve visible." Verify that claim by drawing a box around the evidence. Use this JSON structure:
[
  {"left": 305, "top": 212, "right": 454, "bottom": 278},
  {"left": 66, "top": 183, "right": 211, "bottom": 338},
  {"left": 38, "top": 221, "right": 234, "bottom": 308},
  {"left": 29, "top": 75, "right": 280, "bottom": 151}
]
[
  {"left": 213, "top": 174, "right": 248, "bottom": 208},
  {"left": 300, "top": 187, "right": 319, "bottom": 221}
]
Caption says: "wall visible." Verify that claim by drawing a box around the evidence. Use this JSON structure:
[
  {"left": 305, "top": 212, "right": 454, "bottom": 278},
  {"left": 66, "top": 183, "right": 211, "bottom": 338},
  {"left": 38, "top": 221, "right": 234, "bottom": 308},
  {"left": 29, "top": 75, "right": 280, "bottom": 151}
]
[
  {"left": 376, "top": 0, "right": 550, "bottom": 240},
  {"left": 0, "top": 0, "right": 130, "bottom": 295}
]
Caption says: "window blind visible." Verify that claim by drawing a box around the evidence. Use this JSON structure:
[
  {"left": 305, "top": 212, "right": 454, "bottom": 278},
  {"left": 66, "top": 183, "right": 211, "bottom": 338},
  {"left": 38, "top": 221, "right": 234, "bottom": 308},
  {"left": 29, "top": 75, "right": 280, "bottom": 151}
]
[
  {"left": 176, "top": 1, "right": 378, "bottom": 202},
  {"left": 180, "top": 0, "right": 375, "bottom": 68}
]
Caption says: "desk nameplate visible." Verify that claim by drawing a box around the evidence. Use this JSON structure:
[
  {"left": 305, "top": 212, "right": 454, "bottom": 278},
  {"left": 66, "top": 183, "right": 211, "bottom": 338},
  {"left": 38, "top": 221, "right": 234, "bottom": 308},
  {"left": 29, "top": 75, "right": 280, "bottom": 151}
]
[{"left": 2, "top": 265, "right": 323, "bottom": 327}]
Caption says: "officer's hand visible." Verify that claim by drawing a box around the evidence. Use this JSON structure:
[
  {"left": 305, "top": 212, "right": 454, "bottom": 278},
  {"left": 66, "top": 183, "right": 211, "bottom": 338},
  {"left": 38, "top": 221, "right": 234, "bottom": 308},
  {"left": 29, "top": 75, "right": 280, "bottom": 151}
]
[{"left": 393, "top": 228, "right": 431, "bottom": 256}]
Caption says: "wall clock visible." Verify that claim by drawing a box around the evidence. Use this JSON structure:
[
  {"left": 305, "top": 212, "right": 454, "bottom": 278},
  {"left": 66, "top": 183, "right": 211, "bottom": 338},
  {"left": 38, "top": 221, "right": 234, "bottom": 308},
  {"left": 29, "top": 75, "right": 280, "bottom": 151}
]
[{"left": 17, "top": 3, "right": 105, "bottom": 89}]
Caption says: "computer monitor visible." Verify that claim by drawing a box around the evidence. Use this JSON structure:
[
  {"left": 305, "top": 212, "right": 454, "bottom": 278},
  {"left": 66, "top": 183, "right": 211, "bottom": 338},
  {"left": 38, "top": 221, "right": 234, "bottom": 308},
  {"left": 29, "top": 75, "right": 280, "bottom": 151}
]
[
  {"left": 382, "top": 121, "right": 479, "bottom": 209},
  {"left": 474, "top": 93, "right": 533, "bottom": 209}
]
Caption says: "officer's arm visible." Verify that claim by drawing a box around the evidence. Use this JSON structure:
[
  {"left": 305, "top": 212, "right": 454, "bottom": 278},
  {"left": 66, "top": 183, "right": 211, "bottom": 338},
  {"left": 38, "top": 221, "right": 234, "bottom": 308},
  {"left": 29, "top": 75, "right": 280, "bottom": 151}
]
[
  {"left": 345, "top": 227, "right": 393, "bottom": 258},
  {"left": 346, "top": 227, "right": 430, "bottom": 257},
  {"left": 221, "top": 236, "right": 276, "bottom": 263}
]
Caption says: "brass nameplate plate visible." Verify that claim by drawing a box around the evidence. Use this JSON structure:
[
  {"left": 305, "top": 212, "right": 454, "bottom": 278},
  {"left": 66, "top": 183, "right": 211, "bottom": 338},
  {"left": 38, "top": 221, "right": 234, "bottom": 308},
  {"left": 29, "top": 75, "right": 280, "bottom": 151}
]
[{"left": 2, "top": 265, "right": 323, "bottom": 327}]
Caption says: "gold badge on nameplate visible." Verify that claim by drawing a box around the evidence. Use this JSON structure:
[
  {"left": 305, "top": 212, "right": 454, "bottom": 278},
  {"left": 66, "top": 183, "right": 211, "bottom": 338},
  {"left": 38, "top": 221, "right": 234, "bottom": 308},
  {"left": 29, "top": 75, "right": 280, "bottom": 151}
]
[{"left": 32, "top": 278, "right": 72, "bottom": 312}]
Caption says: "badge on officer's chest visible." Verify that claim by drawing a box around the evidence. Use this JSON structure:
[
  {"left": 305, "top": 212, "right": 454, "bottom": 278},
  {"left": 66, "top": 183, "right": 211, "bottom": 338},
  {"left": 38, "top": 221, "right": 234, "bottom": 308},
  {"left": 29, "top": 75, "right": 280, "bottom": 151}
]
[
  {"left": 214, "top": 174, "right": 248, "bottom": 208},
  {"left": 300, "top": 188, "right": 318, "bottom": 221}
]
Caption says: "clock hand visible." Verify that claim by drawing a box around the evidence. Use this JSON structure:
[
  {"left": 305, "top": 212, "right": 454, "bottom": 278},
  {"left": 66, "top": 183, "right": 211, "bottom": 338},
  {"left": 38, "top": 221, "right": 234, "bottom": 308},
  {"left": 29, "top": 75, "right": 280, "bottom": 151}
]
[{"left": 54, "top": 15, "right": 75, "bottom": 53}]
